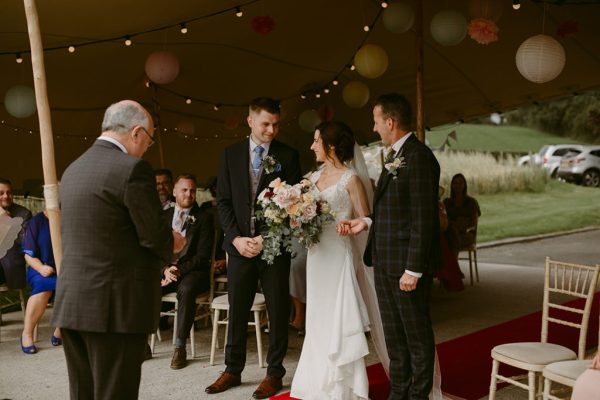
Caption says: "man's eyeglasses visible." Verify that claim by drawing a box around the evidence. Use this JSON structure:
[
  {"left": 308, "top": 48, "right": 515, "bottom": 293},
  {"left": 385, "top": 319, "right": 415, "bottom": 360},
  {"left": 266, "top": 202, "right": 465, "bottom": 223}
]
[{"left": 139, "top": 126, "right": 155, "bottom": 147}]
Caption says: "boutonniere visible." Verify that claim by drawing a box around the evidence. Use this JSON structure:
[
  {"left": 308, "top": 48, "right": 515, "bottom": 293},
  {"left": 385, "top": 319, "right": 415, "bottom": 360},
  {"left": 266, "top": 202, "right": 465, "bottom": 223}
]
[
  {"left": 385, "top": 156, "right": 406, "bottom": 177},
  {"left": 262, "top": 154, "right": 282, "bottom": 174},
  {"left": 181, "top": 214, "right": 197, "bottom": 232}
]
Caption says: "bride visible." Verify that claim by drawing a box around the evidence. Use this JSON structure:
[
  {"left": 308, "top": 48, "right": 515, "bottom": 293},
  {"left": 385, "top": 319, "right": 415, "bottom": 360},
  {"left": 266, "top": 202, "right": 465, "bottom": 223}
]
[{"left": 290, "top": 121, "right": 445, "bottom": 400}]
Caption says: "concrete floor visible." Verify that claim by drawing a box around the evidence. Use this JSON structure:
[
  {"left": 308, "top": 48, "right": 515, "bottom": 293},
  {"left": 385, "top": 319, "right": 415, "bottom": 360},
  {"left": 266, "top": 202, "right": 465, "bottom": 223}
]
[{"left": 1, "top": 229, "right": 599, "bottom": 400}]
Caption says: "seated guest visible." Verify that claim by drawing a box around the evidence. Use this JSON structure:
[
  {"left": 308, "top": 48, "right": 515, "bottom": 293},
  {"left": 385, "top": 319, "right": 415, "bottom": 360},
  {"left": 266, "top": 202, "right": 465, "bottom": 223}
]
[
  {"left": 161, "top": 173, "right": 214, "bottom": 369},
  {"left": 155, "top": 168, "right": 175, "bottom": 210},
  {"left": 572, "top": 351, "right": 600, "bottom": 399},
  {"left": 20, "top": 211, "right": 61, "bottom": 353},
  {"left": 0, "top": 178, "right": 32, "bottom": 289},
  {"left": 435, "top": 186, "right": 464, "bottom": 291},
  {"left": 443, "top": 173, "right": 481, "bottom": 259}
]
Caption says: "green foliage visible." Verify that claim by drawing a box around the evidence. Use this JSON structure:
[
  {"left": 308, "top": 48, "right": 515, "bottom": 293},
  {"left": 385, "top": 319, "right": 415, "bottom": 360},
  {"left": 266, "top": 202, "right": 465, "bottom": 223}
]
[{"left": 506, "top": 91, "right": 600, "bottom": 144}]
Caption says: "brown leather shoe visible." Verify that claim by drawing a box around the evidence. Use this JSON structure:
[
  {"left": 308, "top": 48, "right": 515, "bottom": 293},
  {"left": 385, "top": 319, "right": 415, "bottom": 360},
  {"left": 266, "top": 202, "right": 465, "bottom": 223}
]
[
  {"left": 252, "top": 375, "right": 283, "bottom": 399},
  {"left": 205, "top": 372, "right": 242, "bottom": 394},
  {"left": 170, "top": 347, "right": 187, "bottom": 370}
]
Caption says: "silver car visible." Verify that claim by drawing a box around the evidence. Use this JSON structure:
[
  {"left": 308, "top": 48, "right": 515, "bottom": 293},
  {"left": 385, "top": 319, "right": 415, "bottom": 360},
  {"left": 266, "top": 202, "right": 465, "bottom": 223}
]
[
  {"left": 557, "top": 145, "right": 600, "bottom": 187},
  {"left": 519, "top": 144, "right": 584, "bottom": 177}
]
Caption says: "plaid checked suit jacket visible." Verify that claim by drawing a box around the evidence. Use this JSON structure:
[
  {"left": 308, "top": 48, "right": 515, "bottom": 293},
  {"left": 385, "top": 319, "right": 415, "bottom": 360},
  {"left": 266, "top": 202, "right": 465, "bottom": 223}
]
[
  {"left": 365, "top": 134, "right": 442, "bottom": 276},
  {"left": 53, "top": 140, "right": 173, "bottom": 334}
]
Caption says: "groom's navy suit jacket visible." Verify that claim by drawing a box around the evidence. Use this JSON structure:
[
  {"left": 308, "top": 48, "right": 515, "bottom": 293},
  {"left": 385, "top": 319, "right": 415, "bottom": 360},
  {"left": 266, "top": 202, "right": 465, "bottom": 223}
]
[
  {"left": 366, "top": 134, "right": 441, "bottom": 276},
  {"left": 217, "top": 138, "right": 302, "bottom": 255}
]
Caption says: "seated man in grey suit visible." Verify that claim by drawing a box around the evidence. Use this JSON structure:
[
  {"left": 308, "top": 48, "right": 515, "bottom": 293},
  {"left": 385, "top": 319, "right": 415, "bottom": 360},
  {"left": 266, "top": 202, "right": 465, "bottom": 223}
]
[
  {"left": 161, "top": 173, "right": 214, "bottom": 369},
  {"left": 0, "top": 178, "right": 32, "bottom": 289}
]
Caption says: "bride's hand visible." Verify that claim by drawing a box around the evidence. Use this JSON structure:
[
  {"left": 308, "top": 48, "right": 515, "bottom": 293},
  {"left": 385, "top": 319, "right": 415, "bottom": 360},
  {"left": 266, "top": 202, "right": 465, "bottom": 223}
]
[{"left": 337, "top": 219, "right": 367, "bottom": 236}]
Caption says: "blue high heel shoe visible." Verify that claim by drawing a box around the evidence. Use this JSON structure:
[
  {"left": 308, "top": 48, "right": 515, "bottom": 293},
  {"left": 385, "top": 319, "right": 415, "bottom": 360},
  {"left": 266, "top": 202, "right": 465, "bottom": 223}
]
[
  {"left": 50, "top": 334, "right": 62, "bottom": 346},
  {"left": 20, "top": 337, "right": 38, "bottom": 354}
]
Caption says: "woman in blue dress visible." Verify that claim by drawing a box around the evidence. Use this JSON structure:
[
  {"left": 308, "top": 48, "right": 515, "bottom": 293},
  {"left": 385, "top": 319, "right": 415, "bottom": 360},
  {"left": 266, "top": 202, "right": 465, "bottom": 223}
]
[{"left": 19, "top": 211, "right": 61, "bottom": 354}]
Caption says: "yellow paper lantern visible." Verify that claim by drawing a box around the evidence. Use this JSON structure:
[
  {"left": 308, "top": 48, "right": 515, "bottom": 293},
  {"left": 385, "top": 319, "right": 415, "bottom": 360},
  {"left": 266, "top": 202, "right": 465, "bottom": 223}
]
[
  {"left": 382, "top": 2, "right": 414, "bottom": 34},
  {"left": 354, "top": 44, "right": 389, "bottom": 79},
  {"left": 516, "top": 34, "right": 565, "bottom": 83},
  {"left": 342, "top": 81, "right": 370, "bottom": 109},
  {"left": 430, "top": 10, "right": 467, "bottom": 46}
]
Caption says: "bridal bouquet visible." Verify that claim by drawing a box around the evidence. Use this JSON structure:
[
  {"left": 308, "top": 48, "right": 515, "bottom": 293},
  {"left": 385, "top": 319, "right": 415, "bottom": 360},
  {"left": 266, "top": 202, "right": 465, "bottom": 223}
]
[{"left": 256, "top": 177, "right": 335, "bottom": 264}]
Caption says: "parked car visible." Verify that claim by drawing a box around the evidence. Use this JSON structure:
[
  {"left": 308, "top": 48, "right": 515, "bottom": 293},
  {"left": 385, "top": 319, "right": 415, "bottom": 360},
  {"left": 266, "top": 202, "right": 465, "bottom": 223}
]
[
  {"left": 518, "top": 145, "right": 548, "bottom": 166},
  {"left": 557, "top": 145, "right": 600, "bottom": 187},
  {"left": 520, "top": 144, "right": 584, "bottom": 177}
]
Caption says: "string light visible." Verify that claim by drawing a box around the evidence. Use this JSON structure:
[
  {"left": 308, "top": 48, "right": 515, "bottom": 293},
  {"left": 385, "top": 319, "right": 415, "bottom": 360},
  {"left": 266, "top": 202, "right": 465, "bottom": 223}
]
[
  {"left": 235, "top": 7, "right": 243, "bottom": 17},
  {"left": 68, "top": 45, "right": 76, "bottom": 53},
  {"left": 15, "top": 53, "right": 23, "bottom": 63},
  {"left": 124, "top": 36, "right": 132, "bottom": 46},
  {"left": 363, "top": 25, "right": 370, "bottom": 32},
  {"left": 323, "top": 88, "right": 330, "bottom": 94},
  {"left": 144, "top": 80, "right": 151, "bottom": 88},
  {"left": 332, "top": 78, "right": 339, "bottom": 86},
  {"left": 512, "top": 0, "right": 521, "bottom": 10},
  {"left": 381, "top": 1, "right": 388, "bottom": 8},
  {"left": 315, "top": 93, "right": 321, "bottom": 98},
  {"left": 180, "top": 23, "right": 188, "bottom": 34},
  {"left": 213, "top": 104, "right": 220, "bottom": 111},
  {"left": 300, "top": 93, "right": 307, "bottom": 100},
  {"left": 185, "top": 97, "right": 192, "bottom": 104},
  {"left": 350, "top": 64, "right": 356, "bottom": 71}
]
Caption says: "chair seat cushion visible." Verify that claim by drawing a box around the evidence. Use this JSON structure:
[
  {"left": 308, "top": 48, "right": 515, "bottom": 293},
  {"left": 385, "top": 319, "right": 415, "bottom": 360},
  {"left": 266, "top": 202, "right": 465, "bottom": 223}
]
[
  {"left": 211, "top": 293, "right": 266, "bottom": 309},
  {"left": 543, "top": 360, "right": 591, "bottom": 385},
  {"left": 492, "top": 342, "right": 577, "bottom": 368}
]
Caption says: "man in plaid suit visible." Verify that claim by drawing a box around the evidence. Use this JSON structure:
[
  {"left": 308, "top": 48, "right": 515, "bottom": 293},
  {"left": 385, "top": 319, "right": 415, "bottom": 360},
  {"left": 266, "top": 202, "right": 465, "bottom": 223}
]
[{"left": 342, "top": 93, "right": 441, "bottom": 399}]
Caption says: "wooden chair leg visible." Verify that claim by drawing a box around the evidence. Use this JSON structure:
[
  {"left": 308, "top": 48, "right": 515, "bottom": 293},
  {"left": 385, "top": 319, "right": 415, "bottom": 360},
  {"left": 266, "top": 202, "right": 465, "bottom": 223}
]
[
  {"left": 528, "top": 371, "right": 536, "bottom": 400},
  {"left": 489, "top": 359, "right": 499, "bottom": 400},
  {"left": 150, "top": 331, "right": 157, "bottom": 354},
  {"left": 254, "top": 310, "right": 264, "bottom": 368},
  {"left": 190, "top": 324, "right": 196, "bottom": 358},
  {"left": 543, "top": 377, "right": 551, "bottom": 400},
  {"left": 210, "top": 309, "right": 220, "bottom": 366}
]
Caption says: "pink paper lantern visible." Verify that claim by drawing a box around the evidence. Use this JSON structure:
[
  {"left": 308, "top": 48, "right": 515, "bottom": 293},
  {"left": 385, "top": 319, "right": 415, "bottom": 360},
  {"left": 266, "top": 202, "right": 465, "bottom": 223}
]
[{"left": 145, "top": 51, "right": 180, "bottom": 84}]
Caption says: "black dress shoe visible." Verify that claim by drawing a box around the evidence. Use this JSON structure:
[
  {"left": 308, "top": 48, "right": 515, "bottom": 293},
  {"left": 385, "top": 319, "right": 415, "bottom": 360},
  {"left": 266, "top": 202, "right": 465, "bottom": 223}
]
[{"left": 170, "top": 347, "right": 187, "bottom": 369}]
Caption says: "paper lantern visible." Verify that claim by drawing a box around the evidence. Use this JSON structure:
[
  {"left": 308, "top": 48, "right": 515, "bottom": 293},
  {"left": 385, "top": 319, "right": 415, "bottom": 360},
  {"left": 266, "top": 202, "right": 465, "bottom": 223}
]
[
  {"left": 4, "top": 85, "right": 36, "bottom": 118},
  {"left": 342, "top": 81, "right": 370, "bottom": 109},
  {"left": 382, "top": 2, "right": 414, "bottom": 34},
  {"left": 298, "top": 109, "right": 321, "bottom": 132},
  {"left": 469, "top": 0, "right": 503, "bottom": 22},
  {"left": 145, "top": 51, "right": 180, "bottom": 84},
  {"left": 354, "top": 44, "right": 388, "bottom": 79},
  {"left": 430, "top": 10, "right": 467, "bottom": 46},
  {"left": 516, "top": 34, "right": 565, "bottom": 83}
]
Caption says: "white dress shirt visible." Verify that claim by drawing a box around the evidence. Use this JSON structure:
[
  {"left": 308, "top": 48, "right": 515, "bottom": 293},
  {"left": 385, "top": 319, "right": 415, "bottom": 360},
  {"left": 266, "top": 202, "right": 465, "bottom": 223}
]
[{"left": 98, "top": 136, "right": 128, "bottom": 153}]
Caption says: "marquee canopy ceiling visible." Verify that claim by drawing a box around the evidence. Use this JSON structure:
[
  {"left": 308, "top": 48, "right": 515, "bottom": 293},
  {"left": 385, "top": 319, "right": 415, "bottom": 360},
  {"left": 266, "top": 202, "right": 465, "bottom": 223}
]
[{"left": 1, "top": 0, "right": 600, "bottom": 190}]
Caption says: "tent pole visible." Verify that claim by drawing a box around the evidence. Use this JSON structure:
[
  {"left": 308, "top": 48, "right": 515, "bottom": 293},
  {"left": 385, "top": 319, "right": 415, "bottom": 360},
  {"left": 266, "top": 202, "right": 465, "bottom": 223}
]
[
  {"left": 415, "top": 0, "right": 425, "bottom": 143},
  {"left": 23, "top": 0, "right": 62, "bottom": 272}
]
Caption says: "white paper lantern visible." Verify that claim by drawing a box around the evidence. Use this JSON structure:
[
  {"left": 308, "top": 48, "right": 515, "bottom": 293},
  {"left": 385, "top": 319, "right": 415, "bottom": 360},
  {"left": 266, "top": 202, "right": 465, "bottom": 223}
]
[
  {"left": 298, "top": 109, "right": 321, "bottom": 132},
  {"left": 4, "top": 85, "right": 37, "bottom": 118},
  {"left": 145, "top": 51, "right": 180, "bottom": 84},
  {"left": 342, "top": 81, "right": 370, "bottom": 109},
  {"left": 354, "top": 44, "right": 389, "bottom": 79},
  {"left": 430, "top": 10, "right": 467, "bottom": 46},
  {"left": 382, "top": 2, "right": 414, "bottom": 34},
  {"left": 516, "top": 34, "right": 565, "bottom": 83}
]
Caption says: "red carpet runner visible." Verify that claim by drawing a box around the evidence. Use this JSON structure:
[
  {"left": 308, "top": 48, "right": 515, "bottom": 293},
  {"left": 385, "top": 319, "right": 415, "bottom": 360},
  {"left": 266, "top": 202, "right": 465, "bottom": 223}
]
[{"left": 273, "top": 293, "right": 599, "bottom": 400}]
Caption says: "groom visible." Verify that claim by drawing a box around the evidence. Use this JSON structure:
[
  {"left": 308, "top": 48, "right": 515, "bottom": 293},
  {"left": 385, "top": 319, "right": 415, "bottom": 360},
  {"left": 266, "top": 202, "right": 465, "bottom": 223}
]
[
  {"left": 207, "top": 97, "right": 302, "bottom": 399},
  {"left": 342, "top": 93, "right": 441, "bottom": 399}
]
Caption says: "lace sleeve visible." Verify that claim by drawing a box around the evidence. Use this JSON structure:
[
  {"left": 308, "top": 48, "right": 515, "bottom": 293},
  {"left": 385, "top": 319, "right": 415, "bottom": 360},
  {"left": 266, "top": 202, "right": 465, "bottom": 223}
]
[{"left": 345, "top": 174, "right": 370, "bottom": 218}]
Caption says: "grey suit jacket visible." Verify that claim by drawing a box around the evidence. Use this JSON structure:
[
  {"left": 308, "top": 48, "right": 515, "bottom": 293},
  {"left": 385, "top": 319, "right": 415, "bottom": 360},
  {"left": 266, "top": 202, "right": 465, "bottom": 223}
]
[{"left": 53, "top": 140, "right": 173, "bottom": 334}]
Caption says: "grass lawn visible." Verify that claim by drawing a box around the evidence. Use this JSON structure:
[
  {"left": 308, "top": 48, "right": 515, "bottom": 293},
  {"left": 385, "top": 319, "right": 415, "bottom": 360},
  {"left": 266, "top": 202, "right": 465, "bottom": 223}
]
[
  {"left": 477, "top": 180, "right": 600, "bottom": 243},
  {"left": 427, "top": 124, "right": 591, "bottom": 153}
]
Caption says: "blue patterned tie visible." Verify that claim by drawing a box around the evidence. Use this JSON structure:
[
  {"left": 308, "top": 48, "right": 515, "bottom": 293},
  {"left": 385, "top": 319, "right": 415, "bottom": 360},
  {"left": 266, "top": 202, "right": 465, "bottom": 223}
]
[{"left": 252, "top": 145, "right": 264, "bottom": 176}]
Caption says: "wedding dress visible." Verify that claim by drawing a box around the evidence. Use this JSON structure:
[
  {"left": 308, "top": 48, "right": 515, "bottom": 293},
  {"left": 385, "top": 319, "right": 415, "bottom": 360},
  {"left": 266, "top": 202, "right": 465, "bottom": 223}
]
[{"left": 290, "top": 168, "right": 370, "bottom": 400}]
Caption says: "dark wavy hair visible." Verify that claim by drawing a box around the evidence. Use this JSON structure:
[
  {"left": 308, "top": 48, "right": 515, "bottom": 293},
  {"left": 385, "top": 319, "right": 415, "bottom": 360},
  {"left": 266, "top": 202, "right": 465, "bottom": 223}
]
[
  {"left": 315, "top": 121, "right": 355, "bottom": 164},
  {"left": 449, "top": 173, "right": 468, "bottom": 199}
]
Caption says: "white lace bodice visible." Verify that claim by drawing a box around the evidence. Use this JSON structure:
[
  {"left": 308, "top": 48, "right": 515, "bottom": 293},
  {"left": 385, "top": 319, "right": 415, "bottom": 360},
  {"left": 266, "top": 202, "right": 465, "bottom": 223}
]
[{"left": 310, "top": 168, "right": 356, "bottom": 222}]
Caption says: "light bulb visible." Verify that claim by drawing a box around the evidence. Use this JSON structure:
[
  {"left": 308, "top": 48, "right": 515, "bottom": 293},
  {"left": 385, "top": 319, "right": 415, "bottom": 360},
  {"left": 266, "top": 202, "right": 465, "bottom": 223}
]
[
  {"left": 16, "top": 53, "right": 23, "bottom": 63},
  {"left": 363, "top": 25, "right": 370, "bottom": 32},
  {"left": 124, "top": 37, "right": 132, "bottom": 46},
  {"left": 381, "top": 1, "right": 388, "bottom": 8},
  {"left": 324, "top": 88, "right": 330, "bottom": 94},
  {"left": 235, "top": 7, "right": 243, "bottom": 17},
  {"left": 350, "top": 64, "right": 356, "bottom": 71},
  {"left": 186, "top": 98, "right": 192, "bottom": 104},
  {"left": 68, "top": 45, "right": 76, "bottom": 53},
  {"left": 512, "top": 0, "right": 521, "bottom": 9},
  {"left": 332, "top": 79, "right": 339, "bottom": 86},
  {"left": 180, "top": 23, "right": 188, "bottom": 34}
]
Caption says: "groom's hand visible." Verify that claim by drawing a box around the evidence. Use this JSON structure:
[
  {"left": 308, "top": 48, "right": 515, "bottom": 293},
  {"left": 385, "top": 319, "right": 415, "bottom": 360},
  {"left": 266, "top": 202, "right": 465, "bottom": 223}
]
[
  {"left": 399, "top": 273, "right": 418, "bottom": 292},
  {"left": 233, "top": 236, "right": 262, "bottom": 258}
]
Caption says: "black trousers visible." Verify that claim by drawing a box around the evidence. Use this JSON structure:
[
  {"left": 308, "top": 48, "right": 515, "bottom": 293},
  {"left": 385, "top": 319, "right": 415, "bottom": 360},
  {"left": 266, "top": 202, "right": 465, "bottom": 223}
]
[
  {"left": 224, "top": 253, "right": 290, "bottom": 378},
  {"left": 163, "top": 271, "right": 209, "bottom": 342},
  {"left": 374, "top": 270, "right": 435, "bottom": 400},
  {"left": 62, "top": 328, "right": 147, "bottom": 400}
]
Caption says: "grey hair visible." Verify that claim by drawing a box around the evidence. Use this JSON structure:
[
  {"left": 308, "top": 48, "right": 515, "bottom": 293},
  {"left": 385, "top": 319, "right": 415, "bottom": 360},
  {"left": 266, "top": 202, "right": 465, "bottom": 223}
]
[{"left": 101, "top": 101, "right": 149, "bottom": 134}]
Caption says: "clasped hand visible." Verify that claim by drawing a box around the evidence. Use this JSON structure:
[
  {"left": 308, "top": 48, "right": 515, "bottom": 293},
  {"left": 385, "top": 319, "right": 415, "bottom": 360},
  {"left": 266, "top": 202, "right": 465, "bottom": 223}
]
[
  {"left": 161, "top": 265, "right": 179, "bottom": 287},
  {"left": 233, "top": 235, "right": 263, "bottom": 258},
  {"left": 336, "top": 218, "right": 368, "bottom": 236}
]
